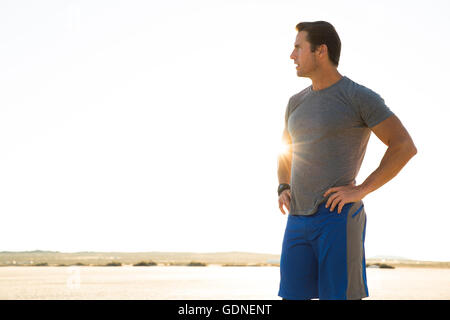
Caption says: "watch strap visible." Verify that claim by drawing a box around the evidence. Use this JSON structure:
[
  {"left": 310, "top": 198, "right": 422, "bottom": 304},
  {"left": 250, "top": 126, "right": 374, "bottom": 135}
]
[{"left": 278, "top": 183, "right": 291, "bottom": 196}]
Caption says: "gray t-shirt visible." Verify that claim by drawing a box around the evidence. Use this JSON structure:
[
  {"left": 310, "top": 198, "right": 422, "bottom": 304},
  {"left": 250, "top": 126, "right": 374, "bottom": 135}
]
[{"left": 285, "top": 75, "right": 394, "bottom": 216}]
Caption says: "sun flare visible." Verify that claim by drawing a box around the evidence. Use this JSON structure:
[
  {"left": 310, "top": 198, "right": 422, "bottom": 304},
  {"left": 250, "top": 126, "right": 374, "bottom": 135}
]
[{"left": 278, "top": 141, "right": 291, "bottom": 156}]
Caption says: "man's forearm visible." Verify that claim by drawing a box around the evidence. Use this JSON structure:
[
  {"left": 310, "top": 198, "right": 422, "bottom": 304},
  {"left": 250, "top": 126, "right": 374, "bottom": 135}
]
[
  {"left": 359, "top": 143, "right": 417, "bottom": 197},
  {"left": 278, "top": 154, "right": 292, "bottom": 185}
]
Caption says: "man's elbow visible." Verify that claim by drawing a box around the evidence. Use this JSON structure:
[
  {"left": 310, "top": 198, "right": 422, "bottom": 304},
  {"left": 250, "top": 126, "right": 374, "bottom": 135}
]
[
  {"left": 403, "top": 140, "right": 418, "bottom": 157},
  {"left": 406, "top": 139, "right": 418, "bottom": 156},
  {"left": 390, "top": 138, "right": 418, "bottom": 157}
]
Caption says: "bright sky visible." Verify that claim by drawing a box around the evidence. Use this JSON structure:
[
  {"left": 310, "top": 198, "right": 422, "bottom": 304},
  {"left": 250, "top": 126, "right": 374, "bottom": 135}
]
[{"left": 1, "top": 0, "right": 449, "bottom": 261}]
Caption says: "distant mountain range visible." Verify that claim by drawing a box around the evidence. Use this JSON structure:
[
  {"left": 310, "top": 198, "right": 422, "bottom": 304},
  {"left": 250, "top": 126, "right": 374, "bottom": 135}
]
[
  {"left": 0, "top": 251, "right": 418, "bottom": 261},
  {"left": 0, "top": 250, "right": 61, "bottom": 254},
  {"left": 0, "top": 251, "right": 447, "bottom": 267},
  {"left": 367, "top": 255, "right": 413, "bottom": 261}
]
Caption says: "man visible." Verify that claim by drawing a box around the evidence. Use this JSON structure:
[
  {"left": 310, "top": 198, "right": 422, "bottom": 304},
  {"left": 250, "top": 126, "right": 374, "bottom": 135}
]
[{"left": 277, "top": 21, "right": 417, "bottom": 300}]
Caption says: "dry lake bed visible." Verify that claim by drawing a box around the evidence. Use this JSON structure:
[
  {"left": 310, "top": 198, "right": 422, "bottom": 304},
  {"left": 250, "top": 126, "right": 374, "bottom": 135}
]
[{"left": 0, "top": 266, "right": 449, "bottom": 300}]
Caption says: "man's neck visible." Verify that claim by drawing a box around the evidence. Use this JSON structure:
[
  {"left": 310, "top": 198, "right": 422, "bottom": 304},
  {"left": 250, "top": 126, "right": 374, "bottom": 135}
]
[{"left": 310, "top": 70, "right": 343, "bottom": 91}]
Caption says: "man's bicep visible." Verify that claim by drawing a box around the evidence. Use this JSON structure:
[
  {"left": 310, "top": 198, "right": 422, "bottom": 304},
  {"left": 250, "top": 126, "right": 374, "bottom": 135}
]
[
  {"left": 280, "top": 127, "right": 293, "bottom": 157},
  {"left": 282, "top": 127, "right": 292, "bottom": 146},
  {"left": 370, "top": 114, "right": 417, "bottom": 151}
]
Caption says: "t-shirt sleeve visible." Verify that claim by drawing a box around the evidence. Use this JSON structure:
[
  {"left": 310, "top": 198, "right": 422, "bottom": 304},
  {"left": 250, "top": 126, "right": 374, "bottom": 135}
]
[{"left": 355, "top": 86, "right": 395, "bottom": 128}]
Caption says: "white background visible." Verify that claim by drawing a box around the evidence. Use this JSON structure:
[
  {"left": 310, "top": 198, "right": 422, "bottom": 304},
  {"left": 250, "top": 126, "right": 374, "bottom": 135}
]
[{"left": 1, "top": 0, "right": 449, "bottom": 261}]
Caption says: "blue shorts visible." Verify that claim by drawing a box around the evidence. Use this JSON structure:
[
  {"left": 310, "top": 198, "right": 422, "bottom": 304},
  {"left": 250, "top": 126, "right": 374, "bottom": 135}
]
[{"left": 278, "top": 200, "right": 369, "bottom": 300}]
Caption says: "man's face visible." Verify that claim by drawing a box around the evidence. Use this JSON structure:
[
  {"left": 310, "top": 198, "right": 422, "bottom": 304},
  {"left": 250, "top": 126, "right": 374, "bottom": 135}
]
[{"left": 290, "top": 31, "right": 318, "bottom": 78}]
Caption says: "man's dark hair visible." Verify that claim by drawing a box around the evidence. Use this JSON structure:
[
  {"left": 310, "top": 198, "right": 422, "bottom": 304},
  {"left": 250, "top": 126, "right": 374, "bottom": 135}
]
[{"left": 296, "top": 21, "right": 341, "bottom": 67}]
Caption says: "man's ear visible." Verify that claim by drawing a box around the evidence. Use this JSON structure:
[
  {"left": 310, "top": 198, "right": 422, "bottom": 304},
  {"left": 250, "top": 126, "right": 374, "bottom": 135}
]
[{"left": 318, "top": 44, "right": 328, "bottom": 58}]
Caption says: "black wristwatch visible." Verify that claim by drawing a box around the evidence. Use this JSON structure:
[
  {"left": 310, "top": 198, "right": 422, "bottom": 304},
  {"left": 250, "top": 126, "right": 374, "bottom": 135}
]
[{"left": 277, "top": 183, "right": 291, "bottom": 196}]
